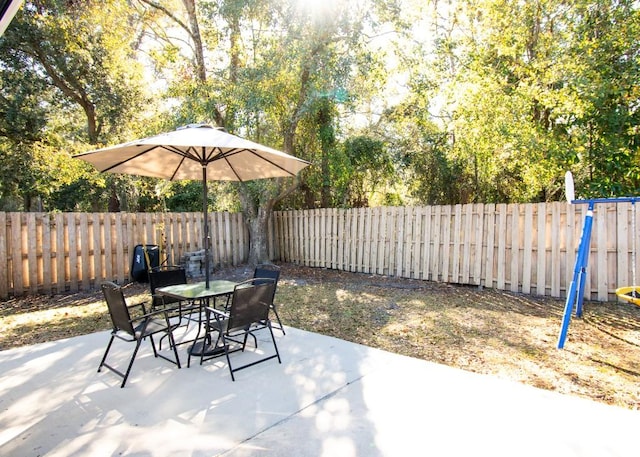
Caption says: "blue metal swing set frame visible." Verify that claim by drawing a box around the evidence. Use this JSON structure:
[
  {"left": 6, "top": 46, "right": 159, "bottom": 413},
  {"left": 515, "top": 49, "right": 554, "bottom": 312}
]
[{"left": 557, "top": 196, "right": 640, "bottom": 349}]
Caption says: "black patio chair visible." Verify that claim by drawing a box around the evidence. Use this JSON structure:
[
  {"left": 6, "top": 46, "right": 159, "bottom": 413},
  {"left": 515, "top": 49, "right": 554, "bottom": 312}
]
[
  {"left": 197, "top": 278, "right": 282, "bottom": 381},
  {"left": 148, "top": 266, "right": 199, "bottom": 332},
  {"left": 98, "top": 281, "right": 181, "bottom": 388},
  {"left": 148, "top": 265, "right": 188, "bottom": 309},
  {"left": 253, "top": 264, "right": 285, "bottom": 334}
]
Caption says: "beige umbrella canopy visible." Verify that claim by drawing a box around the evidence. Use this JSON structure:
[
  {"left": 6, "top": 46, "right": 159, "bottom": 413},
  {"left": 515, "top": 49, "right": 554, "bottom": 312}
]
[
  {"left": 0, "top": 0, "right": 23, "bottom": 36},
  {"left": 75, "top": 123, "right": 310, "bottom": 287}
]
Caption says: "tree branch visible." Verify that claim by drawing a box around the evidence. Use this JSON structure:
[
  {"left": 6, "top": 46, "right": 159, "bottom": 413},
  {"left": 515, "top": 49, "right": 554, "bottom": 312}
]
[{"left": 137, "top": 0, "right": 193, "bottom": 39}]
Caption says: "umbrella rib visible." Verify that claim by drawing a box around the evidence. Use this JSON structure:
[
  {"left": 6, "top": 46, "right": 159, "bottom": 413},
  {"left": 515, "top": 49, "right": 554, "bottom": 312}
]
[
  {"left": 221, "top": 148, "right": 245, "bottom": 181},
  {"left": 199, "top": 143, "right": 309, "bottom": 180},
  {"left": 98, "top": 146, "right": 157, "bottom": 172},
  {"left": 169, "top": 154, "right": 188, "bottom": 181},
  {"left": 163, "top": 145, "right": 201, "bottom": 162},
  {"left": 215, "top": 148, "right": 298, "bottom": 180},
  {"left": 225, "top": 160, "right": 244, "bottom": 181},
  {"left": 203, "top": 146, "right": 225, "bottom": 165},
  {"left": 96, "top": 144, "right": 198, "bottom": 174},
  {"left": 200, "top": 147, "right": 244, "bottom": 181},
  {"left": 203, "top": 146, "right": 215, "bottom": 165}
]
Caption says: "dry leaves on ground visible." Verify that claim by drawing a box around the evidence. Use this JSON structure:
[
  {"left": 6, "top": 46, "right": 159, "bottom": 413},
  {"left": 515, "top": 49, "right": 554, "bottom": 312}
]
[{"left": 2, "top": 263, "right": 639, "bottom": 410}]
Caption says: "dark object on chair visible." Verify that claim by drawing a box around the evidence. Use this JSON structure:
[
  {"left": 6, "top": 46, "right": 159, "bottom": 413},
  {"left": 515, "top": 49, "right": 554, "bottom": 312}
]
[
  {"left": 98, "top": 281, "right": 181, "bottom": 388},
  {"left": 131, "top": 244, "right": 160, "bottom": 282},
  {"left": 253, "top": 264, "right": 285, "bottom": 334},
  {"left": 197, "top": 278, "right": 282, "bottom": 381}
]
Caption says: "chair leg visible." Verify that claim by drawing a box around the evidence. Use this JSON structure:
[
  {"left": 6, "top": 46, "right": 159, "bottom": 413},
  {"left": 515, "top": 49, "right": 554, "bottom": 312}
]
[
  {"left": 188, "top": 329, "right": 212, "bottom": 368},
  {"left": 242, "top": 330, "right": 250, "bottom": 350},
  {"left": 167, "top": 329, "right": 182, "bottom": 369},
  {"left": 221, "top": 333, "right": 236, "bottom": 382},
  {"left": 198, "top": 330, "right": 222, "bottom": 366},
  {"left": 97, "top": 334, "right": 116, "bottom": 373},
  {"left": 225, "top": 324, "right": 281, "bottom": 382},
  {"left": 267, "top": 321, "right": 282, "bottom": 364},
  {"left": 249, "top": 331, "right": 258, "bottom": 348},
  {"left": 149, "top": 334, "right": 159, "bottom": 357},
  {"left": 157, "top": 318, "right": 181, "bottom": 351},
  {"left": 270, "top": 304, "right": 285, "bottom": 335},
  {"left": 99, "top": 329, "right": 180, "bottom": 387},
  {"left": 151, "top": 332, "right": 182, "bottom": 368},
  {"left": 121, "top": 339, "right": 143, "bottom": 388},
  {"left": 97, "top": 332, "right": 141, "bottom": 388}
]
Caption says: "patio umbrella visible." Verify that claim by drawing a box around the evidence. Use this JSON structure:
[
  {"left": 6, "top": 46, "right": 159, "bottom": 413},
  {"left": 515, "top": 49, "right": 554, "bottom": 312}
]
[
  {"left": 0, "top": 0, "right": 22, "bottom": 36},
  {"left": 75, "top": 123, "right": 310, "bottom": 288}
]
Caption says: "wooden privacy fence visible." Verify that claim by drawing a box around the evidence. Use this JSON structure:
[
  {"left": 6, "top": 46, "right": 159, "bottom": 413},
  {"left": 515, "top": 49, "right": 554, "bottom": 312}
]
[
  {"left": 1, "top": 202, "right": 638, "bottom": 300},
  {"left": 0, "top": 212, "right": 248, "bottom": 298},
  {"left": 272, "top": 202, "right": 640, "bottom": 303}
]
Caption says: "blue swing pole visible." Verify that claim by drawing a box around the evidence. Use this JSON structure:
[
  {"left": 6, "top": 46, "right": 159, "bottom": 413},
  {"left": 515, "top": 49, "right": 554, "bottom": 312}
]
[{"left": 557, "top": 201, "right": 594, "bottom": 349}]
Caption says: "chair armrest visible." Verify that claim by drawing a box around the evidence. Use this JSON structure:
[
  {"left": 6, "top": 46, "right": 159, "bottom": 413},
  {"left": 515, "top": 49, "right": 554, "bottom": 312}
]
[
  {"left": 151, "top": 293, "right": 174, "bottom": 306},
  {"left": 204, "top": 306, "right": 228, "bottom": 319},
  {"left": 127, "top": 301, "right": 149, "bottom": 314},
  {"left": 129, "top": 306, "right": 175, "bottom": 324}
]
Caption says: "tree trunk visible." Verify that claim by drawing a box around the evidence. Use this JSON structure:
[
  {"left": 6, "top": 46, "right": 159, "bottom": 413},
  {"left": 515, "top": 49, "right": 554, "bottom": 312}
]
[
  {"left": 317, "top": 99, "right": 334, "bottom": 208},
  {"left": 238, "top": 181, "right": 300, "bottom": 266},
  {"left": 247, "top": 206, "right": 270, "bottom": 266},
  {"left": 242, "top": 193, "right": 276, "bottom": 266},
  {"left": 141, "top": 0, "right": 224, "bottom": 125},
  {"left": 182, "top": 0, "right": 207, "bottom": 83},
  {"left": 108, "top": 185, "right": 120, "bottom": 212}
]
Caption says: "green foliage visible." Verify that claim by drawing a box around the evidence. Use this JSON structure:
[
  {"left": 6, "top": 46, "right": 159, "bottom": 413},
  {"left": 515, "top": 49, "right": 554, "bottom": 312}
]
[
  {"left": 393, "top": 0, "right": 639, "bottom": 204},
  {"left": 164, "top": 181, "right": 204, "bottom": 212},
  {"left": 1, "top": 0, "right": 639, "bottom": 214},
  {"left": 0, "top": 0, "right": 159, "bottom": 210},
  {"left": 569, "top": 0, "right": 640, "bottom": 197},
  {"left": 339, "top": 136, "right": 395, "bottom": 207},
  {"left": 0, "top": 60, "right": 49, "bottom": 142},
  {"left": 1, "top": 0, "right": 151, "bottom": 143}
]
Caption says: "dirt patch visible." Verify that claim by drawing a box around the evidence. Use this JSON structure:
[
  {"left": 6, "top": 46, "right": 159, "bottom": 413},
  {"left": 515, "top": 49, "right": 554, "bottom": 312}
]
[{"left": 2, "top": 262, "right": 640, "bottom": 410}]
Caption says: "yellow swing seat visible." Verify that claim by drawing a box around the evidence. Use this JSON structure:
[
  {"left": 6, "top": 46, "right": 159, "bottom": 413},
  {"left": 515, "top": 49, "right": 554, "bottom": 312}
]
[{"left": 615, "top": 286, "right": 640, "bottom": 306}]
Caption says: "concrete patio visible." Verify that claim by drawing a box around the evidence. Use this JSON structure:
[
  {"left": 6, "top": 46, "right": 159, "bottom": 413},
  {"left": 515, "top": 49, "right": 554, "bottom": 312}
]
[{"left": 1, "top": 325, "right": 639, "bottom": 456}]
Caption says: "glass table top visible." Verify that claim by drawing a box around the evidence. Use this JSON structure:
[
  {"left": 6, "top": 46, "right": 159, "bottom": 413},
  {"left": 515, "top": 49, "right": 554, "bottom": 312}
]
[{"left": 156, "top": 280, "right": 238, "bottom": 300}]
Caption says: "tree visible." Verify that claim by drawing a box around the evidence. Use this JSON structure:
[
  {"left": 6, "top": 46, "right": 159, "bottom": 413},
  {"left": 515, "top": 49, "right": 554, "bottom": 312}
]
[
  {"left": 391, "top": 0, "right": 638, "bottom": 204},
  {"left": 137, "top": 0, "right": 394, "bottom": 263},
  {"left": 3, "top": 0, "right": 150, "bottom": 144},
  {"left": 0, "top": 0, "right": 154, "bottom": 211},
  {"left": 8, "top": 0, "right": 637, "bottom": 220},
  {"left": 568, "top": 0, "right": 640, "bottom": 197},
  {"left": 427, "top": 0, "right": 576, "bottom": 202}
]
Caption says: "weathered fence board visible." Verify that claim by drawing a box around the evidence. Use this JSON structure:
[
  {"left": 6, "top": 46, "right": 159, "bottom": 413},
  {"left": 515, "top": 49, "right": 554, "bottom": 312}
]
[
  {"left": 2, "top": 203, "right": 639, "bottom": 301},
  {"left": 0, "top": 212, "right": 248, "bottom": 297},
  {"left": 270, "top": 202, "right": 640, "bottom": 303}
]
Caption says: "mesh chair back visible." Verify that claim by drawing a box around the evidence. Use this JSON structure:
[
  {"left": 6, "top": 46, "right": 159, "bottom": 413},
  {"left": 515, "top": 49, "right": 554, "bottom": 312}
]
[
  {"left": 149, "top": 267, "right": 187, "bottom": 307},
  {"left": 253, "top": 265, "right": 285, "bottom": 334},
  {"left": 101, "top": 282, "right": 135, "bottom": 336},
  {"left": 253, "top": 266, "right": 280, "bottom": 299},
  {"left": 227, "top": 280, "right": 275, "bottom": 332}
]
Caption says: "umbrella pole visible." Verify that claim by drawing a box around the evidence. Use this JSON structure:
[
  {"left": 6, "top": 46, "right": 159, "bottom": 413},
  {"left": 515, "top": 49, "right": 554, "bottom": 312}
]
[{"left": 202, "top": 165, "right": 210, "bottom": 289}]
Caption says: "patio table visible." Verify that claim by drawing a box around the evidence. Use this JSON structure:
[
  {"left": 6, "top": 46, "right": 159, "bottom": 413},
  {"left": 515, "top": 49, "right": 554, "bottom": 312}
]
[
  {"left": 157, "top": 280, "right": 237, "bottom": 301},
  {"left": 156, "top": 280, "right": 238, "bottom": 362}
]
